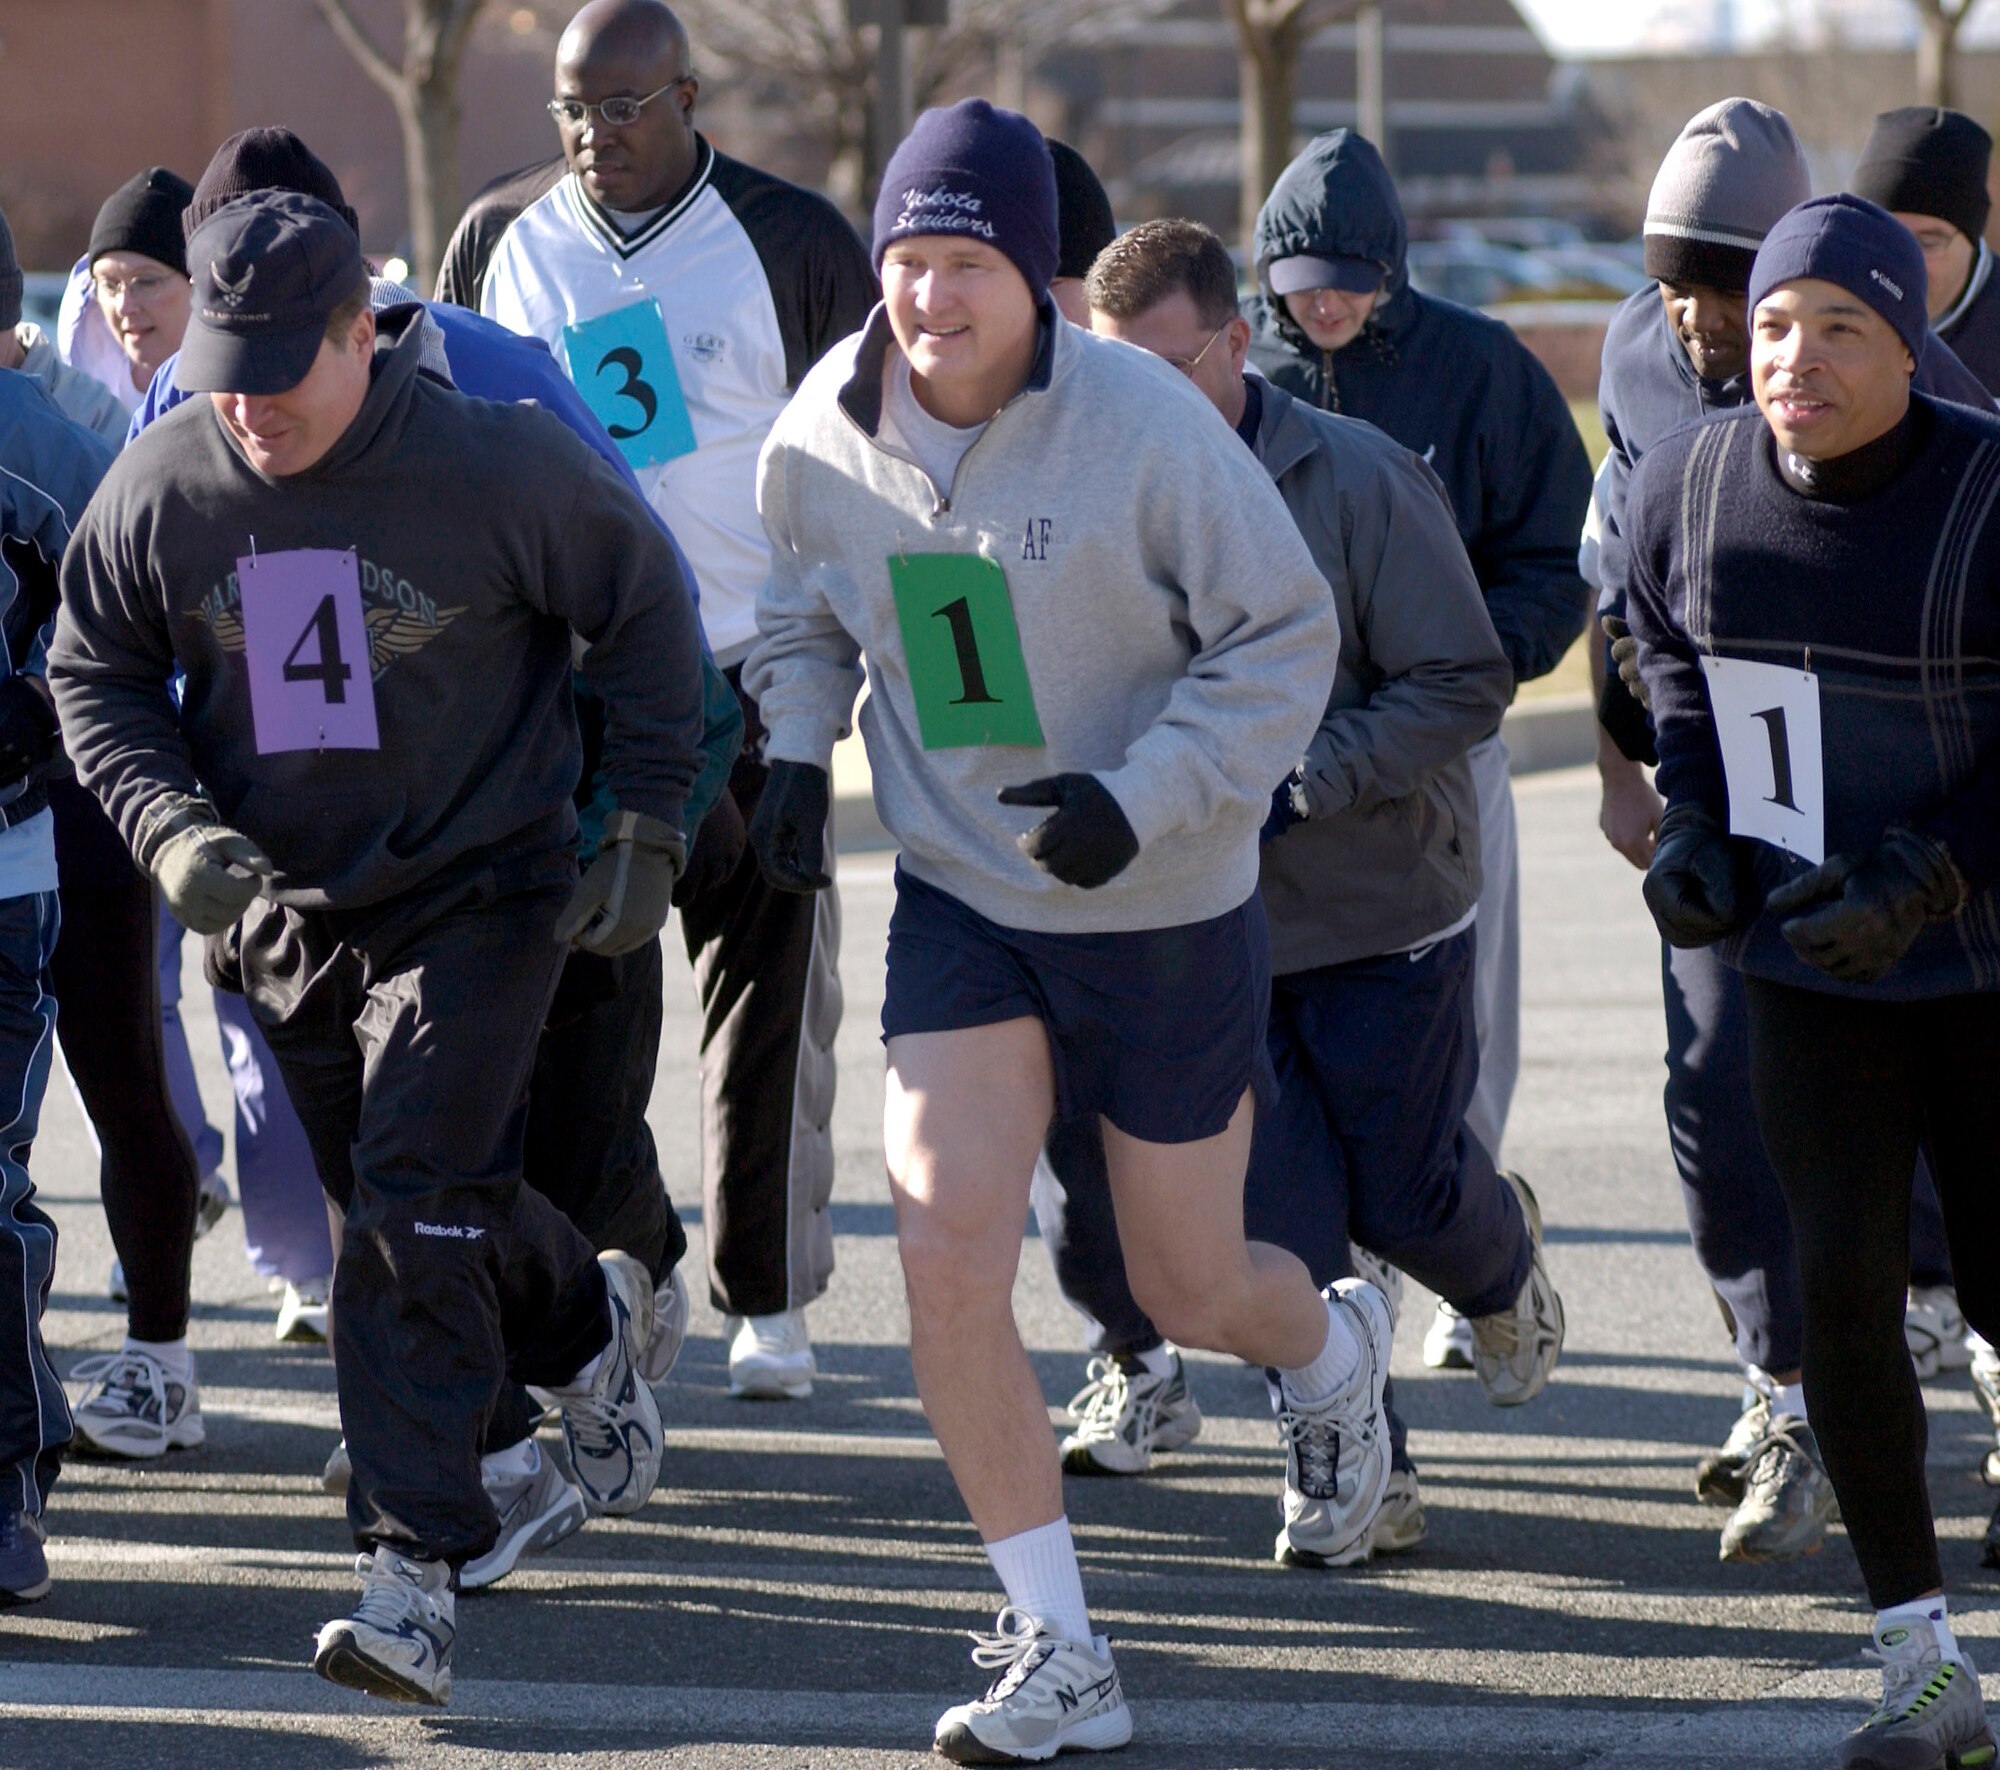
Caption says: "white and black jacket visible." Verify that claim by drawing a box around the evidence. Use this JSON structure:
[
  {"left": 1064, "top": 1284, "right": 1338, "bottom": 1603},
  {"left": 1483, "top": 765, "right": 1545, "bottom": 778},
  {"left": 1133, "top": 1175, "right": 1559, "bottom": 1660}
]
[{"left": 448, "top": 139, "right": 877, "bottom": 662}]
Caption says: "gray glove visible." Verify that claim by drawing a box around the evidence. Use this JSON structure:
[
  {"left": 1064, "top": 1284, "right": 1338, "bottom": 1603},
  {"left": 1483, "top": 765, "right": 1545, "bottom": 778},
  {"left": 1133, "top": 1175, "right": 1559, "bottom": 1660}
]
[
  {"left": 554, "top": 809, "right": 686, "bottom": 956},
  {"left": 134, "top": 793, "right": 273, "bottom": 936}
]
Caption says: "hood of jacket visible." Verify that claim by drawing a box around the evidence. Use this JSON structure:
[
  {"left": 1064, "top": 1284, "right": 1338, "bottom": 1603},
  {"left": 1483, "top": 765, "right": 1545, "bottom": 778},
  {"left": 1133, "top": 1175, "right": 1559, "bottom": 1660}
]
[{"left": 1252, "top": 130, "right": 1410, "bottom": 358}]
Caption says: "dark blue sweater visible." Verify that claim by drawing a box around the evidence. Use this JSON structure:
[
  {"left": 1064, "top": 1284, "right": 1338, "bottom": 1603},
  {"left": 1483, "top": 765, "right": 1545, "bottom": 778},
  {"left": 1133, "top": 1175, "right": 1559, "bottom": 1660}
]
[
  {"left": 1245, "top": 130, "right": 1590, "bottom": 687},
  {"left": 1625, "top": 395, "right": 2000, "bottom": 998}
]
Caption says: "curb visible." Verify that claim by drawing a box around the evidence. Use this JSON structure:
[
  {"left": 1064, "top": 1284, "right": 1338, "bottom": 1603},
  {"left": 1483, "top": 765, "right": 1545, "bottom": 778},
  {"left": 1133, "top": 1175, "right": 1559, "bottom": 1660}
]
[{"left": 833, "top": 692, "right": 1600, "bottom": 856}]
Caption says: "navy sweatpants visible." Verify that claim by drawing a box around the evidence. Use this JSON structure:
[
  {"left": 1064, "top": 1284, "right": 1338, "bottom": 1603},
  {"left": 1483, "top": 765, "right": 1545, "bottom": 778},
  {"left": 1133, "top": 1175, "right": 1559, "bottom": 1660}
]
[{"left": 1035, "top": 929, "right": 1529, "bottom": 1466}]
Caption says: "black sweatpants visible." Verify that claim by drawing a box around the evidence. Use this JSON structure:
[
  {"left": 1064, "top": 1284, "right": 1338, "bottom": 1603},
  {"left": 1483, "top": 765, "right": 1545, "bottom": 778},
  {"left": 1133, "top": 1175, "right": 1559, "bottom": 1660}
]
[
  {"left": 47, "top": 779, "right": 200, "bottom": 1344},
  {"left": 679, "top": 670, "right": 839, "bottom": 1318},
  {"left": 1743, "top": 976, "right": 2000, "bottom": 1608},
  {"left": 240, "top": 854, "right": 610, "bottom": 1567}
]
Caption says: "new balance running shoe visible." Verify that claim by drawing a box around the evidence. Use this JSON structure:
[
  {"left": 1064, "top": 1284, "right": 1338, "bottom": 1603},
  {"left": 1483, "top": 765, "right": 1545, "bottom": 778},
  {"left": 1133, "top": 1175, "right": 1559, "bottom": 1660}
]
[
  {"left": 546, "top": 1253, "right": 661, "bottom": 1516},
  {"left": 1720, "top": 1414, "right": 1836, "bottom": 1563},
  {"left": 1469, "top": 1173, "right": 1565, "bottom": 1407},
  {"left": 1422, "top": 1301, "right": 1473, "bottom": 1371},
  {"left": 313, "top": 1545, "right": 454, "bottom": 1706},
  {"left": 0, "top": 1508, "right": 49, "bottom": 1605},
  {"left": 1907, "top": 1286, "right": 1975, "bottom": 1382},
  {"left": 1275, "top": 1278, "right": 1393, "bottom": 1569},
  {"left": 1059, "top": 1352, "right": 1201, "bottom": 1476},
  {"left": 1838, "top": 1614, "right": 1995, "bottom": 1770},
  {"left": 726, "top": 1308, "right": 815, "bottom": 1399},
  {"left": 69, "top": 1348, "right": 203, "bottom": 1458},
  {"left": 933, "top": 1606, "right": 1131, "bottom": 1764},
  {"left": 461, "top": 1444, "right": 589, "bottom": 1591},
  {"left": 1697, "top": 1385, "right": 1772, "bottom": 1507}
]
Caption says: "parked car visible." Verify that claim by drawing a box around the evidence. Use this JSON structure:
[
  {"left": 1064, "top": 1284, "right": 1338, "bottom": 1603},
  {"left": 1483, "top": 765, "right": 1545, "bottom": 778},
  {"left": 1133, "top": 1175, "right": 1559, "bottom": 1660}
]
[
  {"left": 1405, "top": 240, "right": 1566, "bottom": 309},
  {"left": 1530, "top": 246, "right": 1650, "bottom": 299},
  {"left": 20, "top": 272, "right": 68, "bottom": 331}
]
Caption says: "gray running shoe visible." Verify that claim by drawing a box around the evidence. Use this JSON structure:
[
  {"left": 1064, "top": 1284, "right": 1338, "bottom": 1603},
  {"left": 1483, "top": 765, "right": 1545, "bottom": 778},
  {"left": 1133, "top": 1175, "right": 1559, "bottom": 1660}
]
[
  {"left": 1469, "top": 1173, "right": 1565, "bottom": 1407},
  {"left": 1060, "top": 1352, "right": 1202, "bottom": 1476},
  {"left": 461, "top": 1446, "right": 588, "bottom": 1591},
  {"left": 637, "top": 1265, "right": 690, "bottom": 1386},
  {"left": 932, "top": 1606, "right": 1131, "bottom": 1764},
  {"left": 1275, "top": 1279, "right": 1393, "bottom": 1569},
  {"left": 1369, "top": 1468, "right": 1427, "bottom": 1558},
  {"left": 1838, "top": 1614, "right": 1995, "bottom": 1770},
  {"left": 1719, "top": 1414, "right": 1836, "bottom": 1564},
  {"left": 545, "top": 1254, "right": 662, "bottom": 1516},
  {"left": 1696, "top": 1386, "right": 1771, "bottom": 1507}
]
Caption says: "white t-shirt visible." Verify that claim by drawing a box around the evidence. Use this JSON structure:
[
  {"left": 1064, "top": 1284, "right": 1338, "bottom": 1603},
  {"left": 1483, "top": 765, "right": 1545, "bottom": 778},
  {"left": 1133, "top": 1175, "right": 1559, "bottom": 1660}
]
[{"left": 880, "top": 353, "right": 987, "bottom": 498}]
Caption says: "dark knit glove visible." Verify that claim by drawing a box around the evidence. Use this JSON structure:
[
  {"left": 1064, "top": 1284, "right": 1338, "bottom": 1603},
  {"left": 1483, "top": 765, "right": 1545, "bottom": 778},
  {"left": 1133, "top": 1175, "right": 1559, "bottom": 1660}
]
[
  {"left": 0, "top": 676, "right": 59, "bottom": 788},
  {"left": 671, "top": 787, "right": 746, "bottom": 907},
  {"left": 747, "top": 760, "right": 832, "bottom": 894},
  {"left": 1642, "top": 802, "right": 1756, "bottom": 948},
  {"left": 1767, "top": 828, "right": 1966, "bottom": 984},
  {"left": 998, "top": 774, "right": 1140, "bottom": 889},
  {"left": 135, "top": 792, "right": 273, "bottom": 936},
  {"left": 554, "top": 809, "right": 685, "bottom": 956}
]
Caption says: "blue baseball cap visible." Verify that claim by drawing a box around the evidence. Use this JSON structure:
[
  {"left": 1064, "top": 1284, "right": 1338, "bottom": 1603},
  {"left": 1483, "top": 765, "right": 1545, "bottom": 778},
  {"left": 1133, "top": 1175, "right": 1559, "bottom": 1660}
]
[
  {"left": 178, "top": 191, "right": 366, "bottom": 395},
  {"left": 1268, "top": 253, "right": 1383, "bottom": 296}
]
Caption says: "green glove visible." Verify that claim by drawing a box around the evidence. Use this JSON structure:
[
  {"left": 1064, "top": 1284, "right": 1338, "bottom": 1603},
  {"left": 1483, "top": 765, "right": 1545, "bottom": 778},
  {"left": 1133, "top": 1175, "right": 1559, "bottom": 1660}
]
[
  {"left": 134, "top": 793, "right": 274, "bottom": 936},
  {"left": 554, "top": 808, "right": 686, "bottom": 956}
]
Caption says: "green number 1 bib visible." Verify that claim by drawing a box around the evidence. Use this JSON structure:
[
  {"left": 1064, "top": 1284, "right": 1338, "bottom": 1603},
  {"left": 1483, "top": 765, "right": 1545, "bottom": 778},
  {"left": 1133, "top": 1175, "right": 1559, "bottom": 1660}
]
[{"left": 888, "top": 553, "right": 1045, "bottom": 749}]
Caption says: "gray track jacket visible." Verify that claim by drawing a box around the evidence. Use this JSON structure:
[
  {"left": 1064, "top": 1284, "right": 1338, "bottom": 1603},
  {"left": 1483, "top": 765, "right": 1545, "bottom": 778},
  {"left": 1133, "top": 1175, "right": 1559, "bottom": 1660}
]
[{"left": 1253, "top": 379, "right": 1511, "bottom": 973}]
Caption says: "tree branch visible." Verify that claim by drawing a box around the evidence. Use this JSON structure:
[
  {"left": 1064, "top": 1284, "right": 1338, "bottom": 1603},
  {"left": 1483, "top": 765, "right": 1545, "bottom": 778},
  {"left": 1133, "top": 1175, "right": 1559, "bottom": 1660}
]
[{"left": 314, "top": 0, "right": 406, "bottom": 99}]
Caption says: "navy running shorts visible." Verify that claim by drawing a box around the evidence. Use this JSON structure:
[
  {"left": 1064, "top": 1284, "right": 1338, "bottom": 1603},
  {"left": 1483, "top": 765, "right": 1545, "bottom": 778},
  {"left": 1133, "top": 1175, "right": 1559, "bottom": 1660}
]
[{"left": 880, "top": 864, "right": 1275, "bottom": 1144}]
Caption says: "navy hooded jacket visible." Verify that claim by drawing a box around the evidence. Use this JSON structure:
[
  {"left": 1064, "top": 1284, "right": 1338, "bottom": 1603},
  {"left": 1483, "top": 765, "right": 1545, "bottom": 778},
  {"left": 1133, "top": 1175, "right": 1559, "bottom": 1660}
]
[{"left": 1245, "top": 130, "right": 1592, "bottom": 687}]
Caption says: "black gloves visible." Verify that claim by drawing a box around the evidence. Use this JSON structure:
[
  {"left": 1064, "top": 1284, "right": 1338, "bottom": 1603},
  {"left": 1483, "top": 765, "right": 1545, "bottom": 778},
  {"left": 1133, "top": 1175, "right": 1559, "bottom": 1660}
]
[
  {"left": 747, "top": 760, "right": 833, "bottom": 893},
  {"left": 0, "top": 676, "right": 59, "bottom": 789},
  {"left": 1642, "top": 802, "right": 1759, "bottom": 948},
  {"left": 671, "top": 788, "right": 747, "bottom": 907},
  {"left": 554, "top": 809, "right": 686, "bottom": 956},
  {"left": 1261, "top": 769, "right": 1308, "bottom": 844},
  {"left": 1597, "top": 617, "right": 1658, "bottom": 767},
  {"left": 134, "top": 792, "right": 274, "bottom": 936},
  {"left": 1766, "top": 828, "right": 1966, "bottom": 984},
  {"left": 998, "top": 773, "right": 1139, "bottom": 889}
]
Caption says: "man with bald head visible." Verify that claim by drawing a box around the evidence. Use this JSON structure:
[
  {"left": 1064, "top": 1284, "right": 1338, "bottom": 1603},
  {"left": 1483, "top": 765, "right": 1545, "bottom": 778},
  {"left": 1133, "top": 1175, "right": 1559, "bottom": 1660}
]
[{"left": 453, "top": 0, "right": 875, "bottom": 1395}]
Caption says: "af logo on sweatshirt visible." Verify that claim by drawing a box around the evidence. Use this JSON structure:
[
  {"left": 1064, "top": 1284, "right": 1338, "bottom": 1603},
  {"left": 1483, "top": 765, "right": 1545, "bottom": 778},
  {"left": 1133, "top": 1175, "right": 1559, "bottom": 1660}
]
[
  {"left": 191, "top": 556, "right": 465, "bottom": 681},
  {"left": 1020, "top": 517, "right": 1053, "bottom": 562}
]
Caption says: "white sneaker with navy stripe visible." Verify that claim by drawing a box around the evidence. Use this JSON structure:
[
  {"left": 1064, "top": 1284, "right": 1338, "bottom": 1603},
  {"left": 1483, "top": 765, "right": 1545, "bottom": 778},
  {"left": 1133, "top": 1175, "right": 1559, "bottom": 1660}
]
[
  {"left": 933, "top": 1606, "right": 1132, "bottom": 1764},
  {"left": 1275, "top": 1279, "right": 1394, "bottom": 1568},
  {"left": 70, "top": 1349, "right": 203, "bottom": 1458},
  {"left": 545, "top": 1253, "right": 662, "bottom": 1516},
  {"left": 313, "top": 1545, "right": 454, "bottom": 1706}
]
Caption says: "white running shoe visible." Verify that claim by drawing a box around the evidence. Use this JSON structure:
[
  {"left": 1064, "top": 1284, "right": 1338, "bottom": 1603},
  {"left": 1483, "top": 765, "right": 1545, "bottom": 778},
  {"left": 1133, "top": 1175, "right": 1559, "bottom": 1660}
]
[
  {"left": 69, "top": 1349, "right": 204, "bottom": 1458},
  {"left": 1370, "top": 1468, "right": 1428, "bottom": 1557},
  {"left": 932, "top": 1606, "right": 1131, "bottom": 1765},
  {"left": 545, "top": 1254, "right": 662, "bottom": 1516},
  {"left": 1275, "top": 1279, "right": 1394, "bottom": 1568},
  {"left": 323, "top": 1438, "right": 351, "bottom": 1498},
  {"left": 1059, "top": 1352, "right": 1202, "bottom": 1476},
  {"left": 1469, "top": 1173, "right": 1565, "bottom": 1407},
  {"left": 1422, "top": 1301, "right": 1473, "bottom": 1370},
  {"left": 461, "top": 1443, "right": 589, "bottom": 1591},
  {"left": 275, "top": 1278, "right": 330, "bottom": 1344},
  {"left": 1906, "top": 1286, "right": 1974, "bottom": 1381},
  {"left": 313, "top": 1545, "right": 454, "bottom": 1706},
  {"left": 726, "top": 1309, "right": 815, "bottom": 1399},
  {"left": 638, "top": 1265, "right": 690, "bottom": 1386},
  {"left": 1972, "top": 1335, "right": 2000, "bottom": 1488},
  {"left": 1696, "top": 1385, "right": 1772, "bottom": 1507},
  {"left": 1347, "top": 1243, "right": 1404, "bottom": 1335}
]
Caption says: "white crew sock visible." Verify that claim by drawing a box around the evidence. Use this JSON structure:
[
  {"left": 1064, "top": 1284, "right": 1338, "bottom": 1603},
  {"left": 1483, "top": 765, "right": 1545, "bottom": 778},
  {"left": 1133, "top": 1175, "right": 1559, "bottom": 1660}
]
[
  {"left": 1130, "top": 1343, "right": 1177, "bottom": 1380},
  {"left": 1771, "top": 1381, "right": 1807, "bottom": 1423},
  {"left": 480, "top": 1437, "right": 540, "bottom": 1481},
  {"left": 1875, "top": 1596, "right": 1962, "bottom": 1663},
  {"left": 1278, "top": 1303, "right": 1359, "bottom": 1407},
  {"left": 125, "top": 1336, "right": 193, "bottom": 1384},
  {"left": 985, "top": 1517, "right": 1091, "bottom": 1645}
]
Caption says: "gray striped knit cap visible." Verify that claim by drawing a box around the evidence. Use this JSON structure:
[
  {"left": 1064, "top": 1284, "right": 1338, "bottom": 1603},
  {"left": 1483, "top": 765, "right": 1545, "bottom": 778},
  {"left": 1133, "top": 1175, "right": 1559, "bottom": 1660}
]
[{"left": 1644, "top": 98, "right": 1811, "bottom": 292}]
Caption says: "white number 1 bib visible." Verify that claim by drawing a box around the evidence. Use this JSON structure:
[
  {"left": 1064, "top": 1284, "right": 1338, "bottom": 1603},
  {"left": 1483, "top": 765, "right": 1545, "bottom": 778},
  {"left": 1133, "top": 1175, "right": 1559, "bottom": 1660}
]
[{"left": 1699, "top": 655, "right": 1824, "bottom": 864}]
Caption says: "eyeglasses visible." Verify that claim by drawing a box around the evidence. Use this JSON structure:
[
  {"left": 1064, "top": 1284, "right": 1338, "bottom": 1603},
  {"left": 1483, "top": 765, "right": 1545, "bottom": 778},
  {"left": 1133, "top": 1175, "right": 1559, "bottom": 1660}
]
[
  {"left": 1161, "top": 323, "right": 1230, "bottom": 378},
  {"left": 548, "top": 74, "right": 694, "bottom": 129},
  {"left": 94, "top": 271, "right": 178, "bottom": 305}
]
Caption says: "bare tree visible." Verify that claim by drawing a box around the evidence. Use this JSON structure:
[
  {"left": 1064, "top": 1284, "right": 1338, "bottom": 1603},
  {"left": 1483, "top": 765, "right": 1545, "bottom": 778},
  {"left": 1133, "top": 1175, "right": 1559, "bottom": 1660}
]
[
  {"left": 314, "top": 0, "right": 487, "bottom": 293},
  {"left": 1223, "top": 0, "right": 1363, "bottom": 254},
  {"left": 1908, "top": 0, "right": 1988, "bottom": 107}
]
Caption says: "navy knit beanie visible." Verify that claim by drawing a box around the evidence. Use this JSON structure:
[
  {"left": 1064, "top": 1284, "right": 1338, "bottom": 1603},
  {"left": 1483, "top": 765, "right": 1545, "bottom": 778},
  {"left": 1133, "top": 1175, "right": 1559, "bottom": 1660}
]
[
  {"left": 1749, "top": 195, "right": 1930, "bottom": 364},
  {"left": 873, "top": 100, "right": 1059, "bottom": 298}
]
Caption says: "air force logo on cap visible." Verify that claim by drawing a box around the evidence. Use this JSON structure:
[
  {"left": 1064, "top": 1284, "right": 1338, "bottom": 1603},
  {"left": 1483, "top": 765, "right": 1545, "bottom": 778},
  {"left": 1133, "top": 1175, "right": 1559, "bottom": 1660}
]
[{"left": 178, "top": 191, "right": 365, "bottom": 396}]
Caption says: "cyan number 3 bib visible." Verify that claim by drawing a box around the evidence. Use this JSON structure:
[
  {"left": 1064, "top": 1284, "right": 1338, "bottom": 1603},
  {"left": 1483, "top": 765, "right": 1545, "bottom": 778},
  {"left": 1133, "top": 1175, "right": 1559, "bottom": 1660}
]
[
  {"left": 563, "top": 298, "right": 698, "bottom": 471},
  {"left": 888, "top": 553, "right": 1044, "bottom": 749},
  {"left": 240, "top": 548, "right": 380, "bottom": 755}
]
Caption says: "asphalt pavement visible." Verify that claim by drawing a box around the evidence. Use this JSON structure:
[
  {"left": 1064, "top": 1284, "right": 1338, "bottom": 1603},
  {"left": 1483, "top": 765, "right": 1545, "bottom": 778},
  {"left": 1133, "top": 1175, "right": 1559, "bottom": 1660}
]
[{"left": 3, "top": 766, "right": 1996, "bottom": 1769}]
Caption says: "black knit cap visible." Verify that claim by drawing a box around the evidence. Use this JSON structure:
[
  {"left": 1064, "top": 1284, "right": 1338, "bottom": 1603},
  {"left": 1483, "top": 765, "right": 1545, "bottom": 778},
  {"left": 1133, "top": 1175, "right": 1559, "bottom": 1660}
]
[
  {"left": 184, "top": 127, "right": 361, "bottom": 245},
  {"left": 1851, "top": 107, "right": 1992, "bottom": 247},
  {"left": 1048, "top": 139, "right": 1115, "bottom": 282},
  {"left": 89, "top": 167, "right": 196, "bottom": 276}
]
